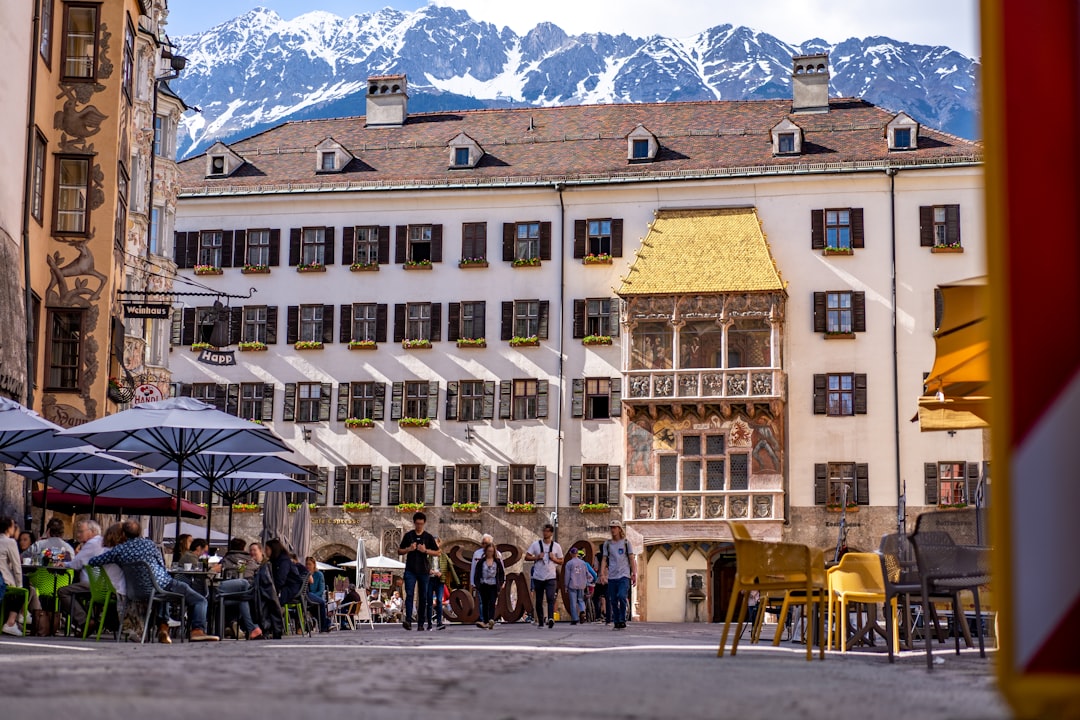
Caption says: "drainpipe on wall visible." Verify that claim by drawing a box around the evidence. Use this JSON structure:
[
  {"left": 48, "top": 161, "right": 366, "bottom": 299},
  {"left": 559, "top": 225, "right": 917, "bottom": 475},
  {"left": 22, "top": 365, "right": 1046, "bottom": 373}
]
[
  {"left": 552, "top": 182, "right": 566, "bottom": 540},
  {"left": 886, "top": 167, "right": 903, "bottom": 527}
]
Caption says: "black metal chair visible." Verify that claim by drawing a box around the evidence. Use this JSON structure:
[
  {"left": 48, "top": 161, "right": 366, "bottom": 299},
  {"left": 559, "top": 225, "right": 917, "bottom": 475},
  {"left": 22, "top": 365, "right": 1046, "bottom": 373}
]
[
  {"left": 910, "top": 509, "right": 992, "bottom": 670},
  {"left": 123, "top": 561, "right": 188, "bottom": 643},
  {"left": 216, "top": 582, "right": 254, "bottom": 640},
  {"left": 877, "top": 532, "right": 954, "bottom": 662}
]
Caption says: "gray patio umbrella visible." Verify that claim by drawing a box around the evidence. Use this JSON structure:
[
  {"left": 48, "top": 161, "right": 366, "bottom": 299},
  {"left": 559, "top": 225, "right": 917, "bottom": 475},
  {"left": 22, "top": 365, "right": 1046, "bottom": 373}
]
[
  {"left": 13, "top": 467, "right": 167, "bottom": 518},
  {"left": 292, "top": 502, "right": 312, "bottom": 562},
  {"left": 58, "top": 397, "right": 289, "bottom": 546},
  {"left": 262, "top": 492, "right": 291, "bottom": 551}
]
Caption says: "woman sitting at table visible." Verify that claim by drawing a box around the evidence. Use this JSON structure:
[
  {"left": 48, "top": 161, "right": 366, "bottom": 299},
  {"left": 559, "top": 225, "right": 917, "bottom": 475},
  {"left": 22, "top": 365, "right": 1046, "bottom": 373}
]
[
  {"left": 304, "top": 557, "right": 331, "bottom": 633},
  {"left": 1, "top": 516, "right": 42, "bottom": 637},
  {"left": 172, "top": 534, "right": 192, "bottom": 567},
  {"left": 27, "top": 517, "right": 75, "bottom": 563},
  {"left": 266, "top": 539, "right": 303, "bottom": 606},
  {"left": 17, "top": 530, "right": 36, "bottom": 560}
]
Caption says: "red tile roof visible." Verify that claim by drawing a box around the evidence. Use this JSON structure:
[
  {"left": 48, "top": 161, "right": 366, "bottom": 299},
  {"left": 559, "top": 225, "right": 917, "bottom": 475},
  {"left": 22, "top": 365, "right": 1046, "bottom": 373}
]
[{"left": 178, "top": 98, "right": 982, "bottom": 195}]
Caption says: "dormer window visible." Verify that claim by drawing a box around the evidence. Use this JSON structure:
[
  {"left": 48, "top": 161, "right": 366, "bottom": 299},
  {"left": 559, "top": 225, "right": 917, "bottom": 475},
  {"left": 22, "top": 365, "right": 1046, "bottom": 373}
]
[
  {"left": 204, "top": 141, "right": 244, "bottom": 178},
  {"left": 454, "top": 147, "right": 470, "bottom": 167},
  {"left": 209, "top": 155, "right": 225, "bottom": 175},
  {"left": 887, "top": 112, "right": 919, "bottom": 151},
  {"left": 771, "top": 118, "right": 803, "bottom": 156},
  {"left": 447, "top": 132, "right": 482, "bottom": 169},
  {"left": 778, "top": 133, "right": 795, "bottom": 153},
  {"left": 627, "top": 125, "right": 658, "bottom": 162},
  {"left": 320, "top": 152, "right": 336, "bottom": 171},
  {"left": 314, "top": 137, "right": 353, "bottom": 174}
]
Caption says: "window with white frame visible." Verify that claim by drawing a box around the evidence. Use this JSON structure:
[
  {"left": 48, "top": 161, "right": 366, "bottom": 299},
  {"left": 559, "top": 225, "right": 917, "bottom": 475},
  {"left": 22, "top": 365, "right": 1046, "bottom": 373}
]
[
  {"left": 239, "top": 383, "right": 264, "bottom": 419},
  {"left": 587, "top": 219, "right": 612, "bottom": 256},
  {"left": 352, "top": 303, "right": 378, "bottom": 343},
  {"left": 353, "top": 226, "right": 379, "bottom": 265},
  {"left": 299, "top": 305, "right": 323, "bottom": 343},
  {"left": 514, "top": 300, "right": 539, "bottom": 338},
  {"left": 404, "top": 381, "right": 429, "bottom": 418},
  {"left": 406, "top": 303, "right": 431, "bottom": 341},
  {"left": 456, "top": 464, "right": 481, "bottom": 504},
  {"left": 246, "top": 229, "right": 270, "bottom": 267},
  {"left": 458, "top": 380, "right": 484, "bottom": 422},
  {"left": 243, "top": 306, "right": 267, "bottom": 344},
  {"left": 301, "top": 227, "right": 326, "bottom": 266},
  {"left": 199, "top": 231, "right": 223, "bottom": 267},
  {"left": 510, "top": 465, "right": 535, "bottom": 504},
  {"left": 401, "top": 465, "right": 425, "bottom": 504},
  {"left": 515, "top": 222, "right": 540, "bottom": 261},
  {"left": 349, "top": 382, "right": 378, "bottom": 420},
  {"left": 297, "top": 383, "right": 322, "bottom": 423},
  {"left": 408, "top": 225, "right": 432, "bottom": 263}
]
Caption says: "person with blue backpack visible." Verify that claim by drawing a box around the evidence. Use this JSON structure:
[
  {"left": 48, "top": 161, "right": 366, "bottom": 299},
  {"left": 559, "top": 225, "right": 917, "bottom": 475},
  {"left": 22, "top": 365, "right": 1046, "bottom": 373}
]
[
  {"left": 563, "top": 548, "right": 597, "bottom": 626},
  {"left": 600, "top": 520, "right": 637, "bottom": 630}
]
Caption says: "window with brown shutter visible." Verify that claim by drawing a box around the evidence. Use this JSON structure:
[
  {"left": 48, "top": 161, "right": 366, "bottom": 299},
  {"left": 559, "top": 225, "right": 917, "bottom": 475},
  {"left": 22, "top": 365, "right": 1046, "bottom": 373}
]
[
  {"left": 921, "top": 204, "right": 962, "bottom": 249},
  {"left": 462, "top": 222, "right": 487, "bottom": 261}
]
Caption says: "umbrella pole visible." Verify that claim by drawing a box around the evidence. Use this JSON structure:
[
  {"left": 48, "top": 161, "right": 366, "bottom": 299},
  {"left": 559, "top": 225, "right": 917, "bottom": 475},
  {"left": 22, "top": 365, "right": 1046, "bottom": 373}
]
[
  {"left": 174, "top": 450, "right": 184, "bottom": 548},
  {"left": 90, "top": 493, "right": 97, "bottom": 519},
  {"left": 205, "top": 478, "right": 215, "bottom": 546},
  {"left": 39, "top": 477, "right": 49, "bottom": 535},
  {"left": 227, "top": 500, "right": 234, "bottom": 544}
]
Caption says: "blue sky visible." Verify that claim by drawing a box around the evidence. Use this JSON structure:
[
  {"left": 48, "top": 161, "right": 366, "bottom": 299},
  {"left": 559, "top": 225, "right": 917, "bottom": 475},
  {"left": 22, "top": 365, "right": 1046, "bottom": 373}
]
[{"left": 166, "top": 0, "right": 980, "bottom": 57}]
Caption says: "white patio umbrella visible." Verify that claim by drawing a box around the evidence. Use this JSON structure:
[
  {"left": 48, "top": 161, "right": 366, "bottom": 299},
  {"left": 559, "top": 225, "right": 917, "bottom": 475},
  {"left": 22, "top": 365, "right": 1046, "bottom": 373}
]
[
  {"left": 58, "top": 397, "right": 289, "bottom": 546},
  {"left": 0, "top": 397, "right": 82, "bottom": 453},
  {"left": 339, "top": 554, "right": 405, "bottom": 570},
  {"left": 355, "top": 537, "right": 368, "bottom": 589},
  {"left": 12, "top": 467, "right": 174, "bottom": 517}
]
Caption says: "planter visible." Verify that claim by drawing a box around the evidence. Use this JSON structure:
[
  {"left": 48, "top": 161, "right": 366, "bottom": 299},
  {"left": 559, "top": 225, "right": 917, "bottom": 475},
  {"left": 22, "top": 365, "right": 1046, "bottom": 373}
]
[
  {"left": 350, "top": 263, "right": 379, "bottom": 272},
  {"left": 458, "top": 260, "right": 489, "bottom": 269},
  {"left": 343, "top": 504, "right": 372, "bottom": 513},
  {"left": 190, "top": 343, "right": 212, "bottom": 352},
  {"left": 582, "top": 255, "right": 613, "bottom": 265},
  {"left": 582, "top": 335, "right": 613, "bottom": 346},
  {"left": 578, "top": 504, "right": 611, "bottom": 513},
  {"left": 824, "top": 332, "right": 855, "bottom": 340},
  {"left": 931, "top": 246, "right": 964, "bottom": 254},
  {"left": 344, "top": 418, "right": 375, "bottom": 429},
  {"left": 232, "top": 505, "right": 261, "bottom": 513},
  {"left": 294, "top": 341, "right": 324, "bottom": 350},
  {"left": 402, "top": 339, "right": 432, "bottom": 350},
  {"left": 404, "top": 262, "right": 433, "bottom": 270},
  {"left": 348, "top": 341, "right": 377, "bottom": 350},
  {"left": 194, "top": 266, "right": 223, "bottom": 276},
  {"left": 823, "top": 248, "right": 854, "bottom": 256},
  {"left": 456, "top": 338, "right": 487, "bottom": 348},
  {"left": 241, "top": 266, "right": 270, "bottom": 274},
  {"left": 107, "top": 386, "right": 131, "bottom": 404},
  {"left": 938, "top": 503, "right": 969, "bottom": 510},
  {"left": 452, "top": 503, "right": 482, "bottom": 513},
  {"left": 506, "top": 504, "right": 537, "bottom": 514},
  {"left": 509, "top": 337, "right": 540, "bottom": 348},
  {"left": 288, "top": 503, "right": 319, "bottom": 512},
  {"left": 396, "top": 503, "right": 425, "bottom": 513},
  {"left": 826, "top": 505, "right": 859, "bottom": 513},
  {"left": 398, "top": 417, "right": 431, "bottom": 428},
  {"left": 296, "top": 265, "right": 325, "bottom": 273},
  {"left": 238, "top": 342, "right": 267, "bottom": 352},
  {"left": 512, "top": 258, "right": 542, "bottom": 268}
]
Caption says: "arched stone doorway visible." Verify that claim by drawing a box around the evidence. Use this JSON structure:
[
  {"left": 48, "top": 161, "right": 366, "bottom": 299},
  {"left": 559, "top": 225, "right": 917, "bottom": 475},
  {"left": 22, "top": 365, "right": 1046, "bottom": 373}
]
[
  {"left": 314, "top": 543, "right": 355, "bottom": 564},
  {"left": 708, "top": 543, "right": 736, "bottom": 623}
]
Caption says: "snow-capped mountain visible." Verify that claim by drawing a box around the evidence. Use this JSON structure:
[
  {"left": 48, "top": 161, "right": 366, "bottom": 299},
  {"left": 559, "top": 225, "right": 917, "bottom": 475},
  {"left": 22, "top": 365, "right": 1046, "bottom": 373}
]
[{"left": 172, "top": 5, "right": 979, "bottom": 160}]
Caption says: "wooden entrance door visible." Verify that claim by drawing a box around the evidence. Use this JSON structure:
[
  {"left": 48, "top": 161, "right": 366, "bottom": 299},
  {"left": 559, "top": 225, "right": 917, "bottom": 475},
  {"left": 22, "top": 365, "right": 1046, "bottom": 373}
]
[{"left": 712, "top": 554, "right": 738, "bottom": 623}]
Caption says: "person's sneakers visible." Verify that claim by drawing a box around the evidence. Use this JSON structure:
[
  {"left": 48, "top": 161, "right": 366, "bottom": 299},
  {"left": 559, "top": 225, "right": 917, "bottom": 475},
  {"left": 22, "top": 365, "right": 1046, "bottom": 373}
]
[
  {"left": 166, "top": 618, "right": 182, "bottom": 628},
  {"left": 2, "top": 623, "right": 22, "bottom": 637},
  {"left": 579, "top": 612, "right": 586, "bottom": 624},
  {"left": 547, "top": 618, "right": 554, "bottom": 629},
  {"left": 402, "top": 621, "right": 412, "bottom": 631},
  {"left": 486, "top": 620, "right": 495, "bottom": 630},
  {"left": 417, "top": 624, "right": 424, "bottom": 632},
  {"left": 437, "top": 624, "right": 446, "bottom": 631},
  {"left": 537, "top": 622, "right": 545, "bottom": 629},
  {"left": 248, "top": 627, "right": 263, "bottom": 640},
  {"left": 475, "top": 621, "right": 486, "bottom": 628},
  {"left": 570, "top": 620, "right": 578, "bottom": 626},
  {"left": 157, "top": 624, "right": 172, "bottom": 644},
  {"left": 190, "top": 629, "right": 220, "bottom": 642}
]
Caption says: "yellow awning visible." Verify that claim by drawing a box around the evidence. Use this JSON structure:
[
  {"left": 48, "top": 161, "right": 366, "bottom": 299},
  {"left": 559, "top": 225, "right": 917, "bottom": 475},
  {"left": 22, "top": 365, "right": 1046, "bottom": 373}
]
[
  {"left": 617, "top": 208, "right": 785, "bottom": 296},
  {"left": 916, "top": 396, "right": 991, "bottom": 431},
  {"left": 925, "top": 277, "right": 989, "bottom": 393}
]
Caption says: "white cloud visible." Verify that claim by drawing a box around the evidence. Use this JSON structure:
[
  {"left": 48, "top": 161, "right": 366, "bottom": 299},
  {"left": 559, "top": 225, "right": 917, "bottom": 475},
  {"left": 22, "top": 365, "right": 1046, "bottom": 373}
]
[{"left": 431, "top": 0, "right": 980, "bottom": 58}]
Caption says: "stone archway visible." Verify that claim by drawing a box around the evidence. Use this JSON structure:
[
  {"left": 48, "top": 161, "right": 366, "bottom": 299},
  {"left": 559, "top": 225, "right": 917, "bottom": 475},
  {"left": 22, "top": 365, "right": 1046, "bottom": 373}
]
[{"left": 314, "top": 543, "right": 355, "bottom": 563}]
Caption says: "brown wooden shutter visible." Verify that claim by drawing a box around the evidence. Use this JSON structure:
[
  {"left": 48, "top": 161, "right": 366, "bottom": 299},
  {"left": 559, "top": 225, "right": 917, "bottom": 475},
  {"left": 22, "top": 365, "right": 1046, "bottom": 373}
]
[
  {"left": 282, "top": 383, "right": 296, "bottom": 421},
  {"left": 228, "top": 306, "right": 242, "bottom": 345},
  {"left": 341, "top": 226, "right": 355, "bottom": 266},
  {"left": 339, "top": 304, "right": 353, "bottom": 343},
  {"left": 496, "top": 466, "right": 509, "bottom": 505},
  {"left": 813, "top": 292, "right": 826, "bottom": 333},
  {"left": 853, "top": 374, "right": 868, "bottom": 414},
  {"left": 539, "top": 221, "right": 552, "bottom": 260},
  {"left": 852, "top": 292, "right": 867, "bottom": 332},
  {"left": 473, "top": 301, "right": 485, "bottom": 340},
  {"left": 442, "top": 466, "right": 456, "bottom": 505},
  {"left": 573, "top": 219, "right": 587, "bottom": 258},
  {"left": 186, "top": 232, "right": 199, "bottom": 268},
  {"left": 234, "top": 229, "right": 247, "bottom": 267},
  {"left": 850, "top": 208, "right": 865, "bottom": 249},
  {"left": 919, "top": 206, "right": 935, "bottom": 247},
  {"left": 608, "top": 466, "right": 621, "bottom": 506},
  {"left": 377, "top": 226, "right": 390, "bottom": 264},
  {"left": 286, "top": 306, "right": 299, "bottom": 345},
  {"left": 945, "top": 204, "right": 961, "bottom": 246},
  {"left": 261, "top": 383, "right": 274, "bottom": 421},
  {"left": 479, "top": 465, "right": 491, "bottom": 504},
  {"left": 390, "top": 382, "right": 404, "bottom": 420},
  {"left": 289, "top": 228, "right": 301, "bottom": 266},
  {"left": 323, "top": 227, "right": 335, "bottom": 265},
  {"left": 445, "top": 381, "right": 458, "bottom": 420},
  {"left": 811, "top": 209, "right": 825, "bottom": 250},
  {"left": 461, "top": 222, "right": 475, "bottom": 259},
  {"left": 430, "top": 224, "right": 443, "bottom": 263},
  {"left": 268, "top": 228, "right": 281, "bottom": 266},
  {"left": 221, "top": 230, "right": 235, "bottom": 267},
  {"left": 813, "top": 374, "right": 827, "bottom": 414},
  {"left": 179, "top": 383, "right": 193, "bottom": 398},
  {"left": 387, "top": 466, "right": 401, "bottom": 506},
  {"left": 571, "top": 378, "right": 584, "bottom": 418},
  {"left": 265, "top": 306, "right": 278, "bottom": 344},
  {"left": 814, "top": 463, "right": 828, "bottom": 505},
  {"left": 170, "top": 309, "right": 182, "bottom": 346},
  {"left": 375, "top": 304, "right": 388, "bottom": 343},
  {"left": 181, "top": 307, "right": 196, "bottom": 345},
  {"left": 609, "top": 299, "right": 620, "bottom": 337},
  {"left": 501, "top": 301, "right": 514, "bottom": 341},
  {"left": 538, "top": 301, "right": 550, "bottom": 339},
  {"left": 482, "top": 381, "right": 495, "bottom": 419},
  {"left": 499, "top": 381, "right": 511, "bottom": 419},
  {"left": 855, "top": 463, "right": 869, "bottom": 505},
  {"left": 370, "top": 466, "right": 383, "bottom": 506},
  {"left": 430, "top": 303, "right": 441, "bottom": 342},
  {"left": 965, "top": 461, "right": 980, "bottom": 501},
  {"left": 322, "top": 304, "right": 335, "bottom": 344},
  {"left": 534, "top": 466, "right": 547, "bottom": 505},
  {"left": 395, "top": 226, "right": 407, "bottom": 264},
  {"left": 337, "top": 383, "right": 350, "bottom": 421},
  {"left": 334, "top": 466, "right": 347, "bottom": 505},
  {"left": 424, "top": 466, "right": 437, "bottom": 505},
  {"left": 372, "top": 383, "right": 386, "bottom": 420},
  {"left": 225, "top": 383, "right": 240, "bottom": 416},
  {"left": 572, "top": 299, "right": 585, "bottom": 338},
  {"left": 427, "top": 381, "right": 439, "bottom": 419},
  {"left": 173, "top": 231, "right": 189, "bottom": 267},
  {"left": 447, "top": 303, "right": 460, "bottom": 342},
  {"left": 569, "top": 466, "right": 583, "bottom": 505},
  {"left": 609, "top": 378, "right": 622, "bottom": 416},
  {"left": 502, "top": 223, "right": 515, "bottom": 261},
  {"left": 318, "top": 382, "right": 332, "bottom": 421},
  {"left": 393, "top": 304, "right": 406, "bottom": 343},
  {"left": 611, "top": 218, "right": 624, "bottom": 257},
  {"left": 536, "top": 379, "right": 549, "bottom": 418}
]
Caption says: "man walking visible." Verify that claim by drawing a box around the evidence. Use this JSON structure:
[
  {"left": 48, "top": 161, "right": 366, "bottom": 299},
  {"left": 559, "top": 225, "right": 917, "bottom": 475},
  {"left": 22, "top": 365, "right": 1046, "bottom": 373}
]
[
  {"left": 600, "top": 521, "right": 637, "bottom": 630},
  {"left": 525, "top": 524, "right": 563, "bottom": 628},
  {"left": 397, "top": 512, "right": 438, "bottom": 632}
]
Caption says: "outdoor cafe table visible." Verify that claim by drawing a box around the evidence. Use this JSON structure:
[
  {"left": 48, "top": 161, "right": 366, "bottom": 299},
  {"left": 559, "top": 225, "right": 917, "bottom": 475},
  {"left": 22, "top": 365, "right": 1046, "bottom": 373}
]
[
  {"left": 23, "top": 563, "right": 74, "bottom": 597},
  {"left": 168, "top": 568, "right": 227, "bottom": 635}
]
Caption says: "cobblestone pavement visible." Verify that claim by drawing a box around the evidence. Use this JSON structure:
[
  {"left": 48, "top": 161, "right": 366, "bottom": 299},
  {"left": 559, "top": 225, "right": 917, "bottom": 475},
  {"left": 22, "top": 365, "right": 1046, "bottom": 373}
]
[{"left": 0, "top": 622, "right": 1011, "bottom": 720}]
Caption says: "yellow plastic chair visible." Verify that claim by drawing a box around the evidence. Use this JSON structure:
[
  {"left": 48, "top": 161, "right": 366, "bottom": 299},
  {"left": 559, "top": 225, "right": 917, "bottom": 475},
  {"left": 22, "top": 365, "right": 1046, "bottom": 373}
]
[
  {"left": 718, "top": 521, "right": 827, "bottom": 662},
  {"left": 770, "top": 585, "right": 831, "bottom": 648},
  {"left": 826, "top": 552, "right": 897, "bottom": 653}
]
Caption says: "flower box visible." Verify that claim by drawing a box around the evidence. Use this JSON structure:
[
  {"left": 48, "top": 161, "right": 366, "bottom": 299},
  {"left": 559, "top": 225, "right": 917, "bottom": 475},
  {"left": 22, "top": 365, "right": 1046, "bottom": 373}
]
[
  {"left": 931, "top": 246, "right": 964, "bottom": 254},
  {"left": 396, "top": 502, "right": 425, "bottom": 513},
  {"left": 350, "top": 262, "right": 379, "bottom": 272},
  {"left": 190, "top": 342, "right": 212, "bottom": 352},
  {"left": 241, "top": 265, "right": 270, "bottom": 274},
  {"left": 456, "top": 338, "right": 487, "bottom": 348},
  {"left": 404, "top": 260, "right": 433, "bottom": 270},
  {"left": 398, "top": 417, "right": 431, "bottom": 428},
  {"left": 582, "top": 254, "right": 612, "bottom": 265},
  {"left": 509, "top": 336, "right": 539, "bottom": 348},
  {"left": 452, "top": 502, "right": 481, "bottom": 513},
  {"left": 458, "top": 258, "right": 488, "bottom": 268},
  {"left": 824, "top": 332, "right": 855, "bottom": 340},
  {"left": 294, "top": 341, "right": 324, "bottom": 350},
  {"left": 343, "top": 502, "right": 372, "bottom": 513},
  {"left": 582, "top": 335, "right": 613, "bottom": 346},
  {"left": 578, "top": 503, "right": 611, "bottom": 513},
  {"left": 825, "top": 504, "right": 859, "bottom": 513},
  {"left": 287, "top": 503, "right": 318, "bottom": 512},
  {"left": 402, "top": 339, "right": 432, "bottom": 349},
  {"left": 938, "top": 502, "right": 969, "bottom": 510},
  {"left": 512, "top": 257, "right": 541, "bottom": 267},
  {"left": 348, "top": 340, "right": 377, "bottom": 350},
  {"left": 194, "top": 265, "right": 223, "bottom": 275},
  {"left": 823, "top": 247, "right": 854, "bottom": 256},
  {"left": 232, "top": 503, "right": 261, "bottom": 513},
  {"left": 344, "top": 417, "right": 374, "bottom": 429},
  {"left": 238, "top": 341, "right": 267, "bottom": 352},
  {"left": 296, "top": 264, "right": 325, "bottom": 273},
  {"left": 246, "top": 418, "right": 264, "bottom": 425},
  {"left": 506, "top": 502, "right": 537, "bottom": 513}
]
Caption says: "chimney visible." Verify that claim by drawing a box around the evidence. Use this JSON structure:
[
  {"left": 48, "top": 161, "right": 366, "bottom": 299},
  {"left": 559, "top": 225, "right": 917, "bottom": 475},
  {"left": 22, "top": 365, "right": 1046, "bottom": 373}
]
[
  {"left": 791, "top": 54, "right": 830, "bottom": 113},
  {"left": 365, "top": 74, "right": 408, "bottom": 127}
]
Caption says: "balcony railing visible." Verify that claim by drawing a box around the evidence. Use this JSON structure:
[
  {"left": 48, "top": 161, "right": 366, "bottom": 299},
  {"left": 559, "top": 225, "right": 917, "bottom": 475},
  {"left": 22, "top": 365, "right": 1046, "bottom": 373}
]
[
  {"left": 624, "top": 368, "right": 784, "bottom": 401},
  {"left": 626, "top": 490, "right": 785, "bottom": 522}
]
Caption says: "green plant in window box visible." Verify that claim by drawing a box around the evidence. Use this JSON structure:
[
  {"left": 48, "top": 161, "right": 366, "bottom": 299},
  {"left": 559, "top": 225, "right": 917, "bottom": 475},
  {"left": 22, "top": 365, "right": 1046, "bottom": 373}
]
[
  {"left": 823, "top": 331, "right": 855, "bottom": 339},
  {"left": 456, "top": 337, "right": 486, "bottom": 348},
  {"left": 294, "top": 340, "right": 324, "bottom": 350},
  {"left": 404, "top": 259, "right": 432, "bottom": 268},
  {"left": 287, "top": 502, "right": 318, "bottom": 512},
  {"left": 452, "top": 502, "right": 481, "bottom": 513},
  {"left": 582, "top": 335, "right": 612, "bottom": 346},
  {"left": 511, "top": 257, "right": 541, "bottom": 267},
  {"left": 247, "top": 418, "right": 264, "bottom": 425},
  {"left": 506, "top": 502, "right": 536, "bottom": 513},
  {"left": 578, "top": 502, "right": 610, "bottom": 513},
  {"left": 582, "top": 253, "right": 612, "bottom": 265},
  {"left": 823, "top": 246, "right": 854, "bottom": 255},
  {"left": 396, "top": 502, "right": 425, "bottom": 512},
  {"left": 296, "top": 262, "right": 325, "bottom": 272},
  {"left": 238, "top": 341, "right": 267, "bottom": 351},
  {"left": 349, "top": 261, "right": 378, "bottom": 271},
  {"left": 344, "top": 417, "right": 374, "bottom": 428},
  {"left": 398, "top": 417, "right": 431, "bottom": 428},
  {"left": 241, "top": 264, "right": 270, "bottom": 274},
  {"left": 509, "top": 335, "right": 539, "bottom": 347},
  {"left": 343, "top": 502, "right": 371, "bottom": 512},
  {"left": 194, "top": 264, "right": 223, "bottom": 275},
  {"left": 938, "top": 501, "right": 969, "bottom": 510},
  {"left": 348, "top": 340, "right": 377, "bottom": 350},
  {"left": 458, "top": 257, "right": 488, "bottom": 268},
  {"left": 190, "top": 342, "right": 212, "bottom": 352},
  {"left": 232, "top": 503, "right": 260, "bottom": 513},
  {"left": 401, "top": 338, "right": 432, "bottom": 349}
]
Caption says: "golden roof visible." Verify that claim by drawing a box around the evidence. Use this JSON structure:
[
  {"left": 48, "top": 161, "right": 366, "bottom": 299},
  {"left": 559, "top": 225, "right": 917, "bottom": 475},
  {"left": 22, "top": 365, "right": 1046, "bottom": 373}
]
[{"left": 617, "top": 208, "right": 785, "bottom": 296}]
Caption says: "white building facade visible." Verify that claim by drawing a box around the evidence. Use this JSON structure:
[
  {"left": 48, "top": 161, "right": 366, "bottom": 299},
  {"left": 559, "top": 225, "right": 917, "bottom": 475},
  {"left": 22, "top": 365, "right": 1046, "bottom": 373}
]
[{"left": 172, "top": 61, "right": 984, "bottom": 622}]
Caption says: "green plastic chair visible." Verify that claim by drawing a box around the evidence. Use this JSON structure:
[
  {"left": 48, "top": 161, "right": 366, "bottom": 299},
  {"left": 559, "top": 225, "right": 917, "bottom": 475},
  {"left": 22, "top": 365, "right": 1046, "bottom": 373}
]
[
  {"left": 83, "top": 566, "right": 118, "bottom": 641},
  {"left": 26, "top": 568, "right": 73, "bottom": 636},
  {"left": 282, "top": 597, "right": 309, "bottom": 636},
  {"left": 3, "top": 586, "right": 30, "bottom": 636}
]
